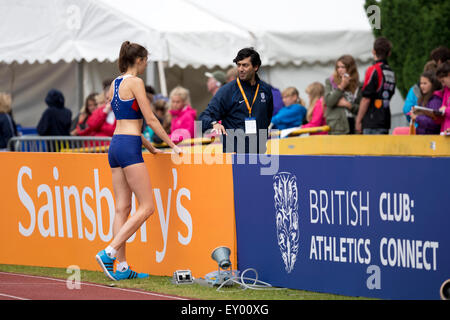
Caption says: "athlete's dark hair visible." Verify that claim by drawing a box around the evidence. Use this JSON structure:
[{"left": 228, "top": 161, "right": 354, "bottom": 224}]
[
  {"left": 373, "top": 37, "right": 392, "bottom": 60},
  {"left": 233, "top": 47, "right": 262, "bottom": 71},
  {"left": 118, "top": 41, "right": 148, "bottom": 73}
]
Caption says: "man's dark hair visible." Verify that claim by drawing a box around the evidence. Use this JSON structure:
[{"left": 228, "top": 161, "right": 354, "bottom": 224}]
[
  {"left": 436, "top": 61, "right": 450, "bottom": 79},
  {"left": 233, "top": 47, "right": 262, "bottom": 70},
  {"left": 430, "top": 46, "right": 450, "bottom": 64},
  {"left": 373, "top": 37, "right": 392, "bottom": 60}
]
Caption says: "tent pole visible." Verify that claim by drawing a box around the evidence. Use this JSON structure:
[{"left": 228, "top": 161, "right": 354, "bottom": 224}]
[
  {"left": 76, "top": 60, "right": 84, "bottom": 111},
  {"left": 157, "top": 60, "right": 168, "bottom": 97},
  {"left": 8, "top": 62, "right": 16, "bottom": 98},
  {"left": 145, "top": 61, "right": 157, "bottom": 89}
]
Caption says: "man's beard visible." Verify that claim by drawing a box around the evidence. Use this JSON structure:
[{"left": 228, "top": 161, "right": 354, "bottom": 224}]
[{"left": 239, "top": 72, "right": 254, "bottom": 82}]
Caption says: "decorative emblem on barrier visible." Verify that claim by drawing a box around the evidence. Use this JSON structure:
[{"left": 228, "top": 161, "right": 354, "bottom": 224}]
[{"left": 273, "top": 172, "right": 299, "bottom": 273}]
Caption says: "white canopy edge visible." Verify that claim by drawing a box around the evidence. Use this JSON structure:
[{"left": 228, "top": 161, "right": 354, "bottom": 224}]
[
  {"left": 0, "top": 0, "right": 167, "bottom": 64},
  {"left": 0, "top": 0, "right": 375, "bottom": 68}
]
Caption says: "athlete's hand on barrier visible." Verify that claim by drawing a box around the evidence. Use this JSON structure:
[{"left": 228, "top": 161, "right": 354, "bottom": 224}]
[
  {"left": 212, "top": 123, "right": 227, "bottom": 135},
  {"left": 172, "top": 145, "right": 183, "bottom": 155}
]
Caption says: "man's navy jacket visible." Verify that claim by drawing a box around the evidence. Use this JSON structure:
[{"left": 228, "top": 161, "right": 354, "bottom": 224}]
[{"left": 199, "top": 74, "right": 273, "bottom": 153}]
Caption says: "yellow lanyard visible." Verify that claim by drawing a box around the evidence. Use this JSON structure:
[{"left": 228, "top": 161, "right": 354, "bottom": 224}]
[{"left": 236, "top": 78, "right": 260, "bottom": 117}]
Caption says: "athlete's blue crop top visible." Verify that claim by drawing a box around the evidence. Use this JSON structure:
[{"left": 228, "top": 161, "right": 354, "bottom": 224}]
[{"left": 111, "top": 75, "right": 143, "bottom": 120}]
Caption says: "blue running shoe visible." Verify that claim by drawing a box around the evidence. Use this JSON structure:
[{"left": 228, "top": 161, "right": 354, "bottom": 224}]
[
  {"left": 114, "top": 267, "right": 149, "bottom": 280},
  {"left": 95, "top": 250, "right": 116, "bottom": 281}
]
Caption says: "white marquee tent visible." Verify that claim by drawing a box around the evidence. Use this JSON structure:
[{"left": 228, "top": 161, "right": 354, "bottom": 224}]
[{"left": 0, "top": 0, "right": 405, "bottom": 128}]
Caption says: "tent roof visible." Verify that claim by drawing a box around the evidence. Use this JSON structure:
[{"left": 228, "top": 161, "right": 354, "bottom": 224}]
[
  {"left": 0, "top": 0, "right": 166, "bottom": 64},
  {"left": 101, "top": 0, "right": 253, "bottom": 68},
  {"left": 187, "top": 0, "right": 375, "bottom": 66},
  {"left": 0, "top": 0, "right": 374, "bottom": 67}
]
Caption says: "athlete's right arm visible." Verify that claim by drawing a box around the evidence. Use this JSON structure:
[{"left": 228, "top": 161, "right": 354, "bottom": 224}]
[{"left": 130, "top": 78, "right": 181, "bottom": 153}]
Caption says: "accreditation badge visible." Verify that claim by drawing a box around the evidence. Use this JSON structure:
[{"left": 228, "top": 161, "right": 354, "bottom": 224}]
[{"left": 245, "top": 117, "right": 257, "bottom": 134}]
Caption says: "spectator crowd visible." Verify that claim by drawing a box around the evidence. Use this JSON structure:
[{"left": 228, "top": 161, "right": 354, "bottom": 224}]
[{"left": 1, "top": 40, "right": 449, "bottom": 152}]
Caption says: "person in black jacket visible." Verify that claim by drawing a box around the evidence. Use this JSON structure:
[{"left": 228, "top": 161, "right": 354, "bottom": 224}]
[
  {"left": 37, "top": 89, "right": 72, "bottom": 136},
  {"left": 0, "top": 93, "right": 17, "bottom": 151},
  {"left": 355, "top": 37, "right": 396, "bottom": 134},
  {"left": 199, "top": 47, "right": 273, "bottom": 153}
]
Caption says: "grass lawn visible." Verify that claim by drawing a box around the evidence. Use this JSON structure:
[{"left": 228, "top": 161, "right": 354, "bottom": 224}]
[{"left": 0, "top": 264, "right": 373, "bottom": 300}]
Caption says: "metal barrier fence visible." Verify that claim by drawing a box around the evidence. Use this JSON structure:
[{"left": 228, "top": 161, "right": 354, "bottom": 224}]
[
  {"left": 7, "top": 136, "right": 112, "bottom": 153},
  {"left": 7, "top": 126, "right": 330, "bottom": 153}
]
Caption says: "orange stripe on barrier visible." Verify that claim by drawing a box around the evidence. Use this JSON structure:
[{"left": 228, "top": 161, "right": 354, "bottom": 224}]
[{"left": 0, "top": 152, "right": 236, "bottom": 278}]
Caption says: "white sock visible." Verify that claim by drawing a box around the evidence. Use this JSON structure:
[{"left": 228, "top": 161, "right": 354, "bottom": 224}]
[
  {"left": 105, "top": 246, "right": 117, "bottom": 259},
  {"left": 117, "top": 261, "right": 129, "bottom": 272}
]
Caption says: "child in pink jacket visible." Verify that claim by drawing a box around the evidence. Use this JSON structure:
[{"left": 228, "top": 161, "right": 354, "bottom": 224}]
[
  {"left": 302, "top": 82, "right": 328, "bottom": 135},
  {"left": 436, "top": 62, "right": 450, "bottom": 133},
  {"left": 168, "top": 86, "right": 197, "bottom": 143}
]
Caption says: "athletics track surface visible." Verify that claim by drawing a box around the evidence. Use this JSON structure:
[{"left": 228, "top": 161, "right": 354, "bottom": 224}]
[{"left": 0, "top": 271, "right": 191, "bottom": 300}]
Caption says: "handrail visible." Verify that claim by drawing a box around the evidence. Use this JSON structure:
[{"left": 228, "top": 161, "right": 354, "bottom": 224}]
[
  {"left": 152, "top": 136, "right": 220, "bottom": 149},
  {"left": 151, "top": 126, "right": 331, "bottom": 149},
  {"left": 7, "top": 136, "right": 112, "bottom": 153},
  {"left": 270, "top": 125, "right": 330, "bottom": 138}
]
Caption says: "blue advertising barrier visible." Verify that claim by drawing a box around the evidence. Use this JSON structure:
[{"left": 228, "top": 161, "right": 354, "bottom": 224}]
[{"left": 232, "top": 154, "right": 450, "bottom": 299}]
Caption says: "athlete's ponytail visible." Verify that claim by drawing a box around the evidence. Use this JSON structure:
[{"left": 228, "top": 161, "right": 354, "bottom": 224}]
[{"left": 118, "top": 41, "right": 148, "bottom": 73}]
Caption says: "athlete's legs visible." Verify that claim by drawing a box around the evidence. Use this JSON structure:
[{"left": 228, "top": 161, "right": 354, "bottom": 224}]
[
  {"left": 111, "top": 167, "right": 132, "bottom": 263},
  {"left": 109, "top": 162, "right": 154, "bottom": 251}
]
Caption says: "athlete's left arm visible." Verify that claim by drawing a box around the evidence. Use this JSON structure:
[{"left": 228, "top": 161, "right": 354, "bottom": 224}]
[{"left": 140, "top": 134, "right": 163, "bottom": 154}]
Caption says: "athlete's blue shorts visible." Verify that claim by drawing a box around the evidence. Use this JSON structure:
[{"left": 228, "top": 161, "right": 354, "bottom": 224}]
[{"left": 108, "top": 134, "right": 144, "bottom": 168}]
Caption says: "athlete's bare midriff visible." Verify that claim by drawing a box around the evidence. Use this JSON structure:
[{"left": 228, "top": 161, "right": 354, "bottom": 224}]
[{"left": 113, "top": 119, "right": 143, "bottom": 136}]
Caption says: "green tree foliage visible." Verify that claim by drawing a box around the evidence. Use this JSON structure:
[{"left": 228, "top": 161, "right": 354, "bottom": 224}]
[{"left": 364, "top": 0, "right": 450, "bottom": 98}]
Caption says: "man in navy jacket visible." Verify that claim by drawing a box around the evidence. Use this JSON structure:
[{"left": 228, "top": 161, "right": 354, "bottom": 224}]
[{"left": 199, "top": 48, "right": 273, "bottom": 153}]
